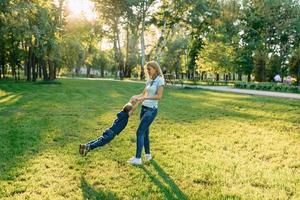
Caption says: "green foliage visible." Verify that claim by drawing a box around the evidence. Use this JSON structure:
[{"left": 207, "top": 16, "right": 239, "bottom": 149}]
[
  {"left": 238, "top": 0, "right": 300, "bottom": 81},
  {"left": 267, "top": 55, "right": 281, "bottom": 82},
  {"left": 1, "top": 0, "right": 300, "bottom": 83},
  {"left": 197, "top": 39, "right": 235, "bottom": 74},
  {"left": 0, "top": 0, "right": 65, "bottom": 80},
  {"left": 235, "top": 82, "right": 300, "bottom": 93},
  {"left": 160, "top": 35, "right": 189, "bottom": 76},
  {"left": 289, "top": 48, "right": 300, "bottom": 85},
  {"left": 253, "top": 49, "right": 267, "bottom": 82}
]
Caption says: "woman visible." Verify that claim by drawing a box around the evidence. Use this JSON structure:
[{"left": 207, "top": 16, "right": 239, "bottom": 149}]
[{"left": 128, "top": 61, "right": 165, "bottom": 165}]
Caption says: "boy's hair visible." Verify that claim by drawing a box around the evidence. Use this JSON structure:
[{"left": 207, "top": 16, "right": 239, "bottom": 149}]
[{"left": 122, "top": 102, "right": 133, "bottom": 113}]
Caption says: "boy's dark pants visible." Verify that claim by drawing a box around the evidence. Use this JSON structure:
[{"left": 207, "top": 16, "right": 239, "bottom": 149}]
[{"left": 87, "top": 129, "right": 117, "bottom": 150}]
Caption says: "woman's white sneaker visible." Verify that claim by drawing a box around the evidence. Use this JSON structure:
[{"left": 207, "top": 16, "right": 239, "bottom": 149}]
[
  {"left": 127, "top": 157, "right": 142, "bottom": 165},
  {"left": 145, "top": 154, "right": 152, "bottom": 161}
]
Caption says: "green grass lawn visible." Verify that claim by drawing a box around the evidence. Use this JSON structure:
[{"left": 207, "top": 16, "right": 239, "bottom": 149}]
[{"left": 0, "top": 78, "right": 299, "bottom": 200}]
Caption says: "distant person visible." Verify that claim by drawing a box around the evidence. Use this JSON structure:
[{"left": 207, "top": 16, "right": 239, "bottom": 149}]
[
  {"left": 162, "top": 67, "right": 167, "bottom": 75},
  {"left": 274, "top": 74, "right": 281, "bottom": 82},
  {"left": 284, "top": 76, "right": 292, "bottom": 85},
  {"left": 79, "top": 98, "right": 139, "bottom": 156}
]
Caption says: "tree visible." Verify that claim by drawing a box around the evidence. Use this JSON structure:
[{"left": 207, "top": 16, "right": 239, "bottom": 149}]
[
  {"left": 92, "top": 50, "right": 109, "bottom": 77},
  {"left": 290, "top": 48, "right": 300, "bottom": 85},
  {"left": 267, "top": 55, "right": 281, "bottom": 82},
  {"left": 93, "top": 0, "right": 128, "bottom": 78},
  {"left": 239, "top": 0, "right": 300, "bottom": 82},
  {"left": 253, "top": 49, "right": 267, "bottom": 82},
  {"left": 160, "top": 35, "right": 188, "bottom": 78},
  {"left": 186, "top": 0, "right": 220, "bottom": 79},
  {"left": 197, "top": 39, "right": 235, "bottom": 81}
]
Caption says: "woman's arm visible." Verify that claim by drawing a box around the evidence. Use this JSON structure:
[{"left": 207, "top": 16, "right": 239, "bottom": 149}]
[
  {"left": 131, "top": 88, "right": 147, "bottom": 101},
  {"left": 138, "top": 86, "right": 164, "bottom": 101}
]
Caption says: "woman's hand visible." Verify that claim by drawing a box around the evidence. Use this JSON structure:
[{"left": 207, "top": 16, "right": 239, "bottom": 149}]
[
  {"left": 137, "top": 96, "right": 146, "bottom": 102},
  {"left": 130, "top": 95, "right": 141, "bottom": 103}
]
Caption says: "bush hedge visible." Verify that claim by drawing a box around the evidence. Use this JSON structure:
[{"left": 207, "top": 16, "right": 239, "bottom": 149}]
[{"left": 234, "top": 82, "right": 300, "bottom": 93}]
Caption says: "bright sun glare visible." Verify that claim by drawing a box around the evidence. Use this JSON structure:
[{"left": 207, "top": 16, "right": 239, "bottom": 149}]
[{"left": 66, "top": 0, "right": 97, "bottom": 21}]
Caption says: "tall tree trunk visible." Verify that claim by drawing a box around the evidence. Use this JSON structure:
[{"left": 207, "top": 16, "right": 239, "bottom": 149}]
[
  {"left": 48, "top": 60, "right": 54, "bottom": 80},
  {"left": 128, "top": 31, "right": 139, "bottom": 77},
  {"left": 42, "top": 59, "right": 48, "bottom": 80},
  {"left": 125, "top": 23, "right": 130, "bottom": 77},
  {"left": 201, "top": 72, "right": 205, "bottom": 81},
  {"left": 12, "top": 63, "right": 16, "bottom": 81},
  {"left": 38, "top": 61, "right": 42, "bottom": 78},
  {"left": 75, "top": 67, "right": 80, "bottom": 75},
  {"left": 175, "top": 67, "right": 179, "bottom": 79},
  {"left": 238, "top": 73, "right": 242, "bottom": 81},
  {"left": 116, "top": 25, "right": 124, "bottom": 78},
  {"left": 57, "top": 67, "right": 61, "bottom": 78},
  {"left": 27, "top": 45, "right": 33, "bottom": 81},
  {"left": 17, "top": 63, "right": 21, "bottom": 80},
  {"left": 12, "top": 39, "right": 18, "bottom": 81},
  {"left": 32, "top": 50, "right": 37, "bottom": 82},
  {"left": 0, "top": 53, "right": 2, "bottom": 79},
  {"left": 140, "top": 1, "right": 146, "bottom": 80},
  {"left": 0, "top": 56, "right": 3, "bottom": 79},
  {"left": 247, "top": 74, "right": 251, "bottom": 82},
  {"left": 0, "top": 49, "right": 6, "bottom": 79},
  {"left": 297, "top": 61, "right": 300, "bottom": 86},
  {"left": 86, "top": 65, "right": 90, "bottom": 77},
  {"left": 112, "top": 20, "right": 123, "bottom": 79},
  {"left": 113, "top": 32, "right": 119, "bottom": 77},
  {"left": 54, "top": 63, "right": 57, "bottom": 79},
  {"left": 101, "top": 66, "right": 104, "bottom": 77},
  {"left": 154, "top": 20, "right": 167, "bottom": 63},
  {"left": 24, "top": 59, "right": 28, "bottom": 78},
  {"left": 2, "top": 64, "right": 5, "bottom": 79}
]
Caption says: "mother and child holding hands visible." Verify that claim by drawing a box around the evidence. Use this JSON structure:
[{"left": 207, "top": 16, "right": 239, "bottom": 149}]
[{"left": 79, "top": 61, "right": 165, "bottom": 165}]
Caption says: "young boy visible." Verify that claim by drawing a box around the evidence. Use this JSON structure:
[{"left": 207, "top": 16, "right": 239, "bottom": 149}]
[{"left": 79, "top": 98, "right": 138, "bottom": 156}]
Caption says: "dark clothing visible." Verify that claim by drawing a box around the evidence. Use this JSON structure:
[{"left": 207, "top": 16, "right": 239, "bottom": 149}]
[
  {"left": 87, "top": 111, "right": 129, "bottom": 150},
  {"left": 110, "top": 111, "right": 129, "bottom": 134}
]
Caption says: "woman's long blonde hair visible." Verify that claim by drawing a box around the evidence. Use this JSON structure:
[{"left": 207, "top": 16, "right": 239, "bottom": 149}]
[{"left": 144, "top": 61, "right": 164, "bottom": 80}]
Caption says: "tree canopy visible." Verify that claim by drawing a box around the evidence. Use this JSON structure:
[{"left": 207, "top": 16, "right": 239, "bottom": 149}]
[{"left": 0, "top": 0, "right": 299, "bottom": 84}]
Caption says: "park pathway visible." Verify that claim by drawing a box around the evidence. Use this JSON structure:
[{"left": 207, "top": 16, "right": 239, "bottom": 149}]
[{"left": 183, "top": 85, "right": 300, "bottom": 100}]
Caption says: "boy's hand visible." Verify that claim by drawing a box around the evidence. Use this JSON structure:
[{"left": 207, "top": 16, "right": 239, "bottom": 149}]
[
  {"left": 137, "top": 97, "right": 145, "bottom": 102},
  {"left": 128, "top": 110, "right": 134, "bottom": 116},
  {"left": 130, "top": 95, "right": 140, "bottom": 102},
  {"left": 130, "top": 98, "right": 137, "bottom": 104}
]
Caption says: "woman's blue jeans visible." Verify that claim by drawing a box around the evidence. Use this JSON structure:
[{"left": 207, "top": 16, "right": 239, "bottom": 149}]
[{"left": 135, "top": 105, "right": 158, "bottom": 158}]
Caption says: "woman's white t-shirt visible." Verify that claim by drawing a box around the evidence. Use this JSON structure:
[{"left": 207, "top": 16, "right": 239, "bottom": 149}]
[{"left": 142, "top": 75, "right": 165, "bottom": 108}]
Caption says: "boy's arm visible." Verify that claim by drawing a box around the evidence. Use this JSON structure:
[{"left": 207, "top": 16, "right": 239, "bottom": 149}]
[{"left": 128, "top": 101, "right": 140, "bottom": 116}]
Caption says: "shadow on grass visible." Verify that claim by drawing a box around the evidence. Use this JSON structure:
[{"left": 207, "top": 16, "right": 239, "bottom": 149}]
[
  {"left": 80, "top": 176, "right": 120, "bottom": 200},
  {"left": 140, "top": 160, "right": 188, "bottom": 200}
]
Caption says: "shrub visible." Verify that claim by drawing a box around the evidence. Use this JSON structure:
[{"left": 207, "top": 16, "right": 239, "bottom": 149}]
[
  {"left": 234, "top": 82, "right": 300, "bottom": 94},
  {"left": 249, "top": 83, "right": 256, "bottom": 89}
]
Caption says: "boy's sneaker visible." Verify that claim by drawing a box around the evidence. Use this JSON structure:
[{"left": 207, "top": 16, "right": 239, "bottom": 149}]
[
  {"left": 145, "top": 154, "right": 152, "bottom": 161},
  {"left": 79, "top": 144, "right": 90, "bottom": 156},
  {"left": 127, "top": 157, "right": 142, "bottom": 165}
]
